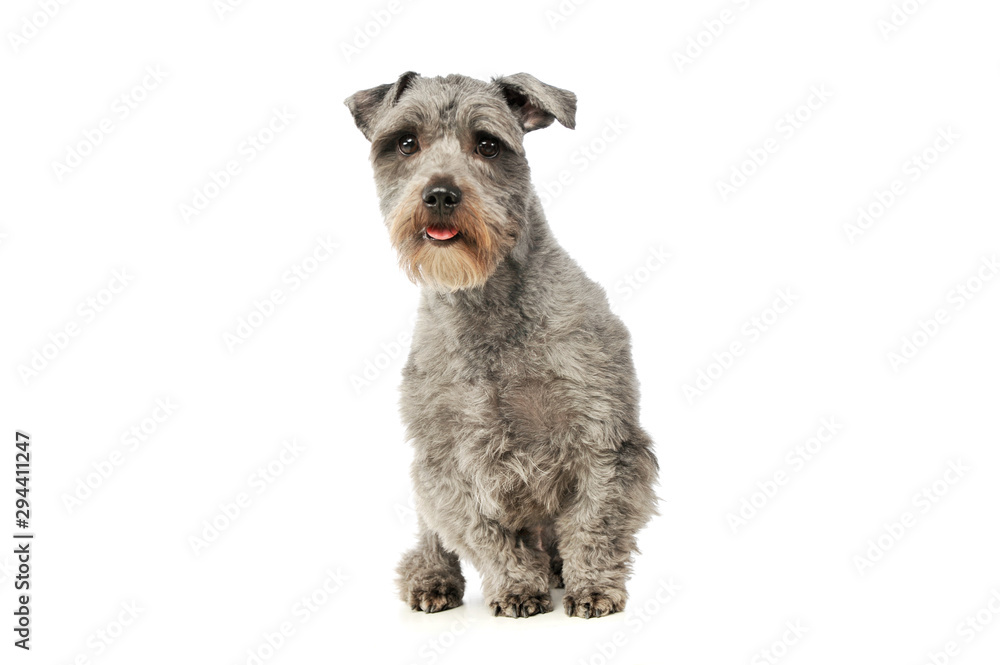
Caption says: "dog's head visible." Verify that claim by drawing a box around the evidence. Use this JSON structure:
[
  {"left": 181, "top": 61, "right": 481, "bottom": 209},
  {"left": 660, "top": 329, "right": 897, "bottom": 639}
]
[{"left": 345, "top": 72, "right": 576, "bottom": 292}]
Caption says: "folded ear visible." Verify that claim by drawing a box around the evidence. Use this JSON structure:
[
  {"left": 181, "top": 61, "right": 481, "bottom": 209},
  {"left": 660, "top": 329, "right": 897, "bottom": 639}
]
[
  {"left": 494, "top": 73, "right": 577, "bottom": 132},
  {"left": 344, "top": 71, "right": 420, "bottom": 141}
]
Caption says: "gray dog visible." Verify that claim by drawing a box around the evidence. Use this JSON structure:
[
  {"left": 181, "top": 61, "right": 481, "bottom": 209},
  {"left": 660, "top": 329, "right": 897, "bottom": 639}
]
[{"left": 345, "top": 72, "right": 658, "bottom": 619}]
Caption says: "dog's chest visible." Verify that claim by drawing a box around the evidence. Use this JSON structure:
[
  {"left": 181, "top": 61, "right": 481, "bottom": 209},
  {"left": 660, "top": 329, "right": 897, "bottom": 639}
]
[
  {"left": 404, "top": 336, "right": 584, "bottom": 522},
  {"left": 469, "top": 375, "right": 579, "bottom": 522}
]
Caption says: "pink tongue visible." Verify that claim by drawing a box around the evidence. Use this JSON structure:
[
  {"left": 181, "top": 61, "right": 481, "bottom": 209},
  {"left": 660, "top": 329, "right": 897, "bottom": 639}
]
[{"left": 427, "top": 226, "right": 459, "bottom": 240}]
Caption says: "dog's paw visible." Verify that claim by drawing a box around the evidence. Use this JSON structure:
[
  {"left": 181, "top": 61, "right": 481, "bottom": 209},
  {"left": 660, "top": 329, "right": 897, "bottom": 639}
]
[
  {"left": 406, "top": 583, "right": 463, "bottom": 613},
  {"left": 563, "top": 588, "right": 626, "bottom": 618},
  {"left": 489, "top": 592, "right": 552, "bottom": 618}
]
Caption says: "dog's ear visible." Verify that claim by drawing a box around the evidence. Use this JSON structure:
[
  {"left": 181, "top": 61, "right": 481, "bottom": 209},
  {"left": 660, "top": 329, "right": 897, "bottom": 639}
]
[
  {"left": 494, "top": 73, "right": 577, "bottom": 132},
  {"left": 344, "top": 71, "right": 420, "bottom": 141}
]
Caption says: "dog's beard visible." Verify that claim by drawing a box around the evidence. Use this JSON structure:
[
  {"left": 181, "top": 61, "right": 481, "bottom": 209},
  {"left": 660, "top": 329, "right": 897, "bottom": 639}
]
[{"left": 387, "top": 183, "right": 516, "bottom": 291}]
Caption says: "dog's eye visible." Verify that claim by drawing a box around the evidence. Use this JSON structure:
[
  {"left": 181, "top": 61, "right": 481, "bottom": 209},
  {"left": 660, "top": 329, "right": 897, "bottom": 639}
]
[
  {"left": 476, "top": 137, "right": 500, "bottom": 159},
  {"left": 397, "top": 134, "right": 420, "bottom": 156}
]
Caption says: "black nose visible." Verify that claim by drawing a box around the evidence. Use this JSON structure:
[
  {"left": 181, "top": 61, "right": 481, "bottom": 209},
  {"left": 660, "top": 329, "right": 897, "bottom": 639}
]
[{"left": 422, "top": 183, "right": 462, "bottom": 215}]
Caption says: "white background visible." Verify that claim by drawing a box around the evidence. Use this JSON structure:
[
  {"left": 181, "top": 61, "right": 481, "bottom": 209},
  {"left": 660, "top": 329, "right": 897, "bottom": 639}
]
[{"left": 2, "top": 0, "right": 999, "bottom": 663}]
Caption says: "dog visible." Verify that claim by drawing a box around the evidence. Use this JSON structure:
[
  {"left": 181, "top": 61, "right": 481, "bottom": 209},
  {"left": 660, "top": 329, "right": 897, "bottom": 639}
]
[{"left": 345, "top": 72, "right": 658, "bottom": 618}]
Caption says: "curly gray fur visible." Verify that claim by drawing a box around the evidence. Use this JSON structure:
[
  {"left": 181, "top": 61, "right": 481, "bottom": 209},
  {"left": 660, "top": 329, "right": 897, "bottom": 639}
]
[{"left": 346, "top": 72, "right": 658, "bottom": 618}]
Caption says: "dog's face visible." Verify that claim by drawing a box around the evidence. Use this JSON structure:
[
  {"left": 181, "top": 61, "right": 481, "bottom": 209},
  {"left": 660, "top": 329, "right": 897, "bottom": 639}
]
[{"left": 346, "top": 73, "right": 576, "bottom": 291}]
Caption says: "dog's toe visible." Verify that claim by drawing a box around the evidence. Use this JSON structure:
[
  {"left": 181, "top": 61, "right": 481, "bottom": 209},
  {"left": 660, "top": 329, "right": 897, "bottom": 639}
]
[
  {"left": 408, "top": 585, "right": 463, "bottom": 613},
  {"left": 490, "top": 592, "right": 552, "bottom": 618},
  {"left": 563, "top": 589, "right": 625, "bottom": 619}
]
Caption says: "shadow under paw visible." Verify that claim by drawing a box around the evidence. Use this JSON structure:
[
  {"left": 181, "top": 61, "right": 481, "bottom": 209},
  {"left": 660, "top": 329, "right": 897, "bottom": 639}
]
[
  {"left": 490, "top": 592, "right": 552, "bottom": 618},
  {"left": 407, "top": 584, "right": 463, "bottom": 614},
  {"left": 563, "top": 589, "right": 625, "bottom": 619}
]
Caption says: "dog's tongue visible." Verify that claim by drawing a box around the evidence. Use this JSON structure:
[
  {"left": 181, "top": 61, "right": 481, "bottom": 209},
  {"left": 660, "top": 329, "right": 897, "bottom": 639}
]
[{"left": 427, "top": 226, "right": 459, "bottom": 241}]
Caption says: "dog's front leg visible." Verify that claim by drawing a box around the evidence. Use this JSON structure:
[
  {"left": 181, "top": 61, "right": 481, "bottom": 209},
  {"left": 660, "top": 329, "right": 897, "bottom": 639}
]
[
  {"left": 555, "top": 442, "right": 658, "bottom": 618},
  {"left": 466, "top": 519, "right": 553, "bottom": 618},
  {"left": 396, "top": 519, "right": 465, "bottom": 613}
]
